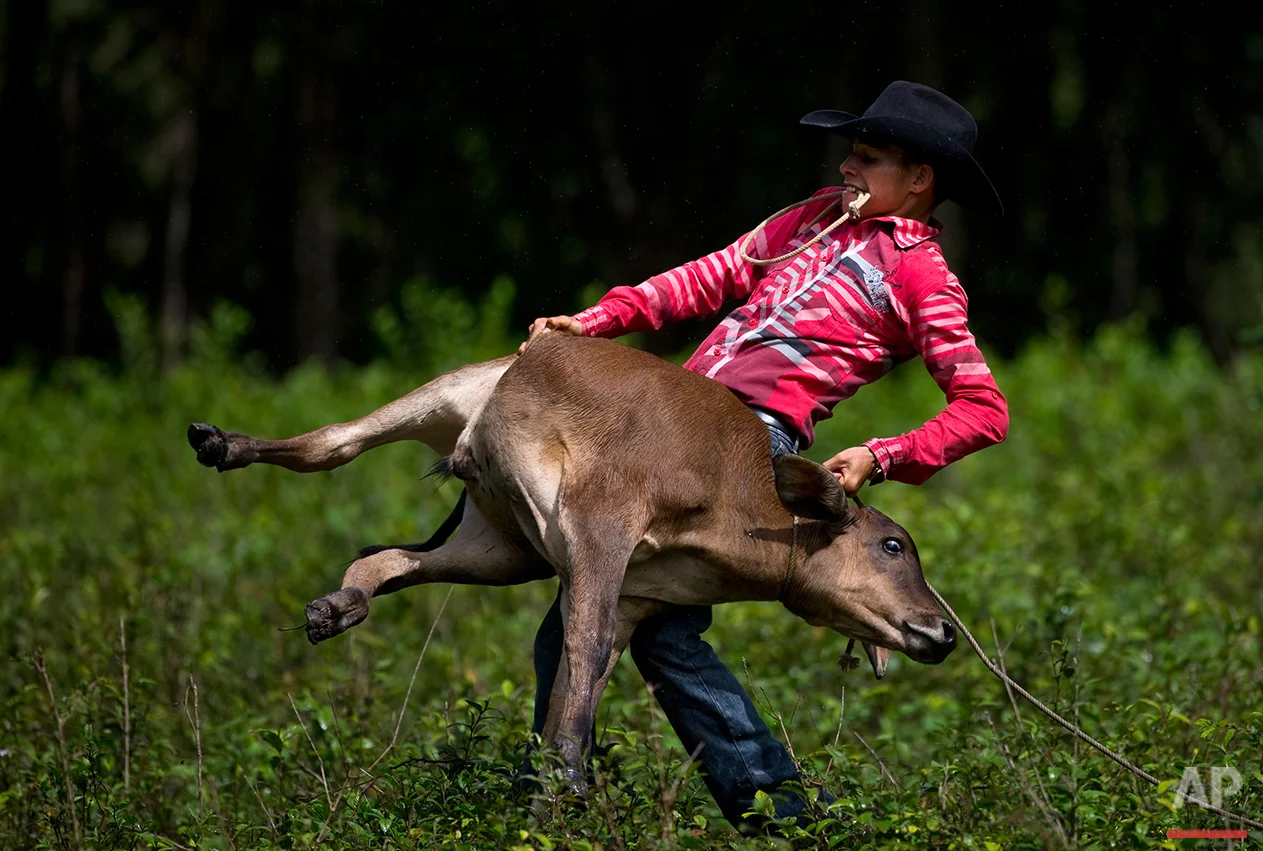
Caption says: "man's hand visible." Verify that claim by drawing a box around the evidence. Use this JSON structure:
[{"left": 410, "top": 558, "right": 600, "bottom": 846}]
[
  {"left": 518, "top": 315, "right": 583, "bottom": 353},
  {"left": 822, "top": 446, "right": 881, "bottom": 496}
]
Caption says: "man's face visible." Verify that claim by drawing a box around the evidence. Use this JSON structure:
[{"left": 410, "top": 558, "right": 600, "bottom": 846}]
[{"left": 838, "top": 139, "right": 933, "bottom": 219}]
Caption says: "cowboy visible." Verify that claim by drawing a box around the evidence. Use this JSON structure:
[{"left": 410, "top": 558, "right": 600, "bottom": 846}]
[{"left": 522, "top": 81, "right": 1009, "bottom": 828}]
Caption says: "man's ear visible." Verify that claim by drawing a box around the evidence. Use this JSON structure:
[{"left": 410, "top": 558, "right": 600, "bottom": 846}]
[
  {"left": 909, "top": 163, "right": 935, "bottom": 197},
  {"left": 773, "top": 455, "right": 850, "bottom": 521}
]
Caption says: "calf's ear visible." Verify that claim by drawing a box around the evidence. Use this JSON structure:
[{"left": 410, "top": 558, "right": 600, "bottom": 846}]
[{"left": 773, "top": 455, "right": 850, "bottom": 521}]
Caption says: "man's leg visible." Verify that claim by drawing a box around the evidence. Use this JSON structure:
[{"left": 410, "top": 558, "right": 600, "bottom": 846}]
[
  {"left": 531, "top": 590, "right": 565, "bottom": 735},
  {"left": 628, "top": 605, "right": 812, "bottom": 827},
  {"left": 515, "top": 592, "right": 561, "bottom": 792}
]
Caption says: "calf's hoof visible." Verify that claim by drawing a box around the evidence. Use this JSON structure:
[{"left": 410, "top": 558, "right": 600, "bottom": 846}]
[
  {"left": 304, "top": 588, "right": 370, "bottom": 645},
  {"left": 187, "top": 423, "right": 230, "bottom": 469}
]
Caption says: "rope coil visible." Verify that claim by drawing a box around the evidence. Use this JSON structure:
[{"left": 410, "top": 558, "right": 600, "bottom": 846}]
[{"left": 738, "top": 189, "right": 871, "bottom": 266}]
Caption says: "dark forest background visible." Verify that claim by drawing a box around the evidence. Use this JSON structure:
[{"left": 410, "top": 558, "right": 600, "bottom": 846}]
[{"left": 2, "top": 1, "right": 1262, "bottom": 371}]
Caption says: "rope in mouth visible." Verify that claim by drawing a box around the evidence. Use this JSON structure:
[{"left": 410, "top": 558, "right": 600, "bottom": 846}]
[{"left": 738, "top": 188, "right": 871, "bottom": 266}]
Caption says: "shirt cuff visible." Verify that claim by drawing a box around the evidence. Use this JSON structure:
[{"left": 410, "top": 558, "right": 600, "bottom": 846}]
[
  {"left": 574, "top": 305, "right": 611, "bottom": 337},
  {"left": 863, "top": 438, "right": 904, "bottom": 484}
]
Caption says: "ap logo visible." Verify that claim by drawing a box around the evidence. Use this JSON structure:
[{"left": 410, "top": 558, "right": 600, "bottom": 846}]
[{"left": 1172, "top": 766, "right": 1242, "bottom": 808}]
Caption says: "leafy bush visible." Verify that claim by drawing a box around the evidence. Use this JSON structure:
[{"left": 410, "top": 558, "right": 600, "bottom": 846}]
[{"left": 1, "top": 301, "right": 1260, "bottom": 849}]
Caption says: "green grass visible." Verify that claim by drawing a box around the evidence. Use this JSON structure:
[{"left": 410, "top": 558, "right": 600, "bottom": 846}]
[{"left": 2, "top": 310, "right": 1261, "bottom": 849}]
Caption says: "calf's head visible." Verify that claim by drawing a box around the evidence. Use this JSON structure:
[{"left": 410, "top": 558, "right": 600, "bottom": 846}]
[{"left": 773, "top": 455, "right": 956, "bottom": 678}]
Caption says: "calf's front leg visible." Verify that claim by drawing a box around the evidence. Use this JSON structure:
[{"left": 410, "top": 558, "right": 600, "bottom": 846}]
[
  {"left": 538, "top": 531, "right": 638, "bottom": 795},
  {"left": 537, "top": 594, "right": 663, "bottom": 794}
]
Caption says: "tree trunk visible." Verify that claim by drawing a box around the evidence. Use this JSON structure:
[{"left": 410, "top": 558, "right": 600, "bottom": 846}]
[
  {"left": 0, "top": 0, "right": 49, "bottom": 363},
  {"left": 162, "top": 109, "right": 197, "bottom": 369},
  {"left": 1105, "top": 112, "right": 1138, "bottom": 319},
  {"left": 59, "top": 33, "right": 84, "bottom": 356},
  {"left": 293, "top": 24, "right": 340, "bottom": 363}
]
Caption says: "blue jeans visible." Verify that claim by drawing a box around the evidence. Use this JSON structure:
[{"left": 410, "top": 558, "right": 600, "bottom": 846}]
[
  {"left": 764, "top": 418, "right": 799, "bottom": 458},
  {"left": 530, "top": 415, "right": 819, "bottom": 827}
]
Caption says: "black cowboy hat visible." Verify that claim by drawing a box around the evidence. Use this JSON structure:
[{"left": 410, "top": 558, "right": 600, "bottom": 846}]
[{"left": 801, "top": 81, "right": 1003, "bottom": 216}]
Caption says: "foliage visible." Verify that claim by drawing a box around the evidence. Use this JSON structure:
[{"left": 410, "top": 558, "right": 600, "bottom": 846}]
[{"left": 1, "top": 304, "right": 1261, "bottom": 849}]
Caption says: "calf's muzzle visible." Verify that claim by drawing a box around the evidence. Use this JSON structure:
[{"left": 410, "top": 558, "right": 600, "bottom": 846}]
[{"left": 903, "top": 618, "right": 957, "bottom": 664}]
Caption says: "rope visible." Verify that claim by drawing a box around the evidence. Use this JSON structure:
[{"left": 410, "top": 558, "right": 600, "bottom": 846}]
[
  {"left": 777, "top": 516, "right": 800, "bottom": 604},
  {"left": 738, "top": 189, "right": 871, "bottom": 266},
  {"left": 926, "top": 581, "right": 1263, "bottom": 830}
]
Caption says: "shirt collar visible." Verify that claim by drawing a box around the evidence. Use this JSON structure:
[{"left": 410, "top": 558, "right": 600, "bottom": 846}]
[{"left": 859, "top": 215, "right": 943, "bottom": 249}]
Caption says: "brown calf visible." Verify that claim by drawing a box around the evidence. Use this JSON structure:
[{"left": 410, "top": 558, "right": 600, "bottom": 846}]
[{"left": 187, "top": 335, "right": 956, "bottom": 791}]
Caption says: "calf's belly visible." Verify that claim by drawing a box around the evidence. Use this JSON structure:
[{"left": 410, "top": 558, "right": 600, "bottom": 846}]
[{"left": 621, "top": 554, "right": 755, "bottom": 607}]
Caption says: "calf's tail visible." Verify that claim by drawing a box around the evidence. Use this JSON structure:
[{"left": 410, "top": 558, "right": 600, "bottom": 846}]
[{"left": 356, "top": 489, "right": 468, "bottom": 559}]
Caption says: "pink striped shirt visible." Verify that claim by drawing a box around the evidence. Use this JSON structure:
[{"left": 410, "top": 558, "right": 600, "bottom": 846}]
[{"left": 573, "top": 188, "right": 1009, "bottom": 485}]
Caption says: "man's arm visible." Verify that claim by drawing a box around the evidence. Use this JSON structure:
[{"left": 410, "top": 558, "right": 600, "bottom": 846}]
[
  {"left": 525, "top": 190, "right": 839, "bottom": 342},
  {"left": 575, "top": 238, "right": 762, "bottom": 338},
  {"left": 521, "top": 240, "right": 756, "bottom": 349},
  {"left": 837, "top": 273, "right": 1009, "bottom": 488}
]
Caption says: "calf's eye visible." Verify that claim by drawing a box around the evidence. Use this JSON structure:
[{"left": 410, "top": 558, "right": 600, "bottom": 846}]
[{"left": 882, "top": 538, "right": 904, "bottom": 555}]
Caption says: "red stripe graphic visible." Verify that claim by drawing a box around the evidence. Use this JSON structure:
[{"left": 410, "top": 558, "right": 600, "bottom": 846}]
[{"left": 1165, "top": 829, "right": 1248, "bottom": 838}]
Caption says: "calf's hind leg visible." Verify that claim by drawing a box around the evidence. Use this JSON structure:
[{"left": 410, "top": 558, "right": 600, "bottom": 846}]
[
  {"left": 304, "top": 498, "right": 550, "bottom": 644},
  {"left": 188, "top": 355, "right": 514, "bottom": 472}
]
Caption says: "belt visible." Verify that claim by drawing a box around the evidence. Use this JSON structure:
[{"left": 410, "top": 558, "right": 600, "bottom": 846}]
[{"left": 750, "top": 407, "right": 801, "bottom": 451}]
